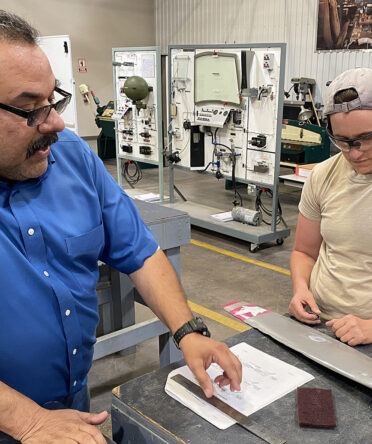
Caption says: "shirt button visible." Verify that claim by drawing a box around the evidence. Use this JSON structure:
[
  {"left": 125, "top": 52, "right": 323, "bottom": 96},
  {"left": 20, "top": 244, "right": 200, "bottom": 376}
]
[
  {"left": 65, "top": 309, "right": 71, "bottom": 316},
  {"left": 43, "top": 271, "right": 49, "bottom": 277},
  {"left": 28, "top": 228, "right": 35, "bottom": 236},
  {"left": 73, "top": 348, "right": 77, "bottom": 355},
  {"left": 73, "top": 380, "right": 77, "bottom": 387}
]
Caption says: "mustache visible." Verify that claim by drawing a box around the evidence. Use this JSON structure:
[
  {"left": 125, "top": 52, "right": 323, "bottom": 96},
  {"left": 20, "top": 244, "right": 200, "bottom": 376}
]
[{"left": 26, "top": 133, "right": 58, "bottom": 158}]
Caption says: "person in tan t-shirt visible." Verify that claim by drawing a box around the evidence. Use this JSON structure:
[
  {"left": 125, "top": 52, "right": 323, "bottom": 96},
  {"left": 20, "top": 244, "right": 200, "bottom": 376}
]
[{"left": 289, "top": 68, "right": 372, "bottom": 346}]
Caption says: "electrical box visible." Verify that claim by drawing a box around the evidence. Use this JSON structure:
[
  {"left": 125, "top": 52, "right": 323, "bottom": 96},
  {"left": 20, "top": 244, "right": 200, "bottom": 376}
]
[{"left": 263, "top": 53, "right": 274, "bottom": 71}]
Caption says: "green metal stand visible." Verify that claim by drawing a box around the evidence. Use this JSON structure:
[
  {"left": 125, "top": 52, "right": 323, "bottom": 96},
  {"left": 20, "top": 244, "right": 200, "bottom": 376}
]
[
  {"left": 95, "top": 102, "right": 116, "bottom": 160},
  {"left": 281, "top": 120, "right": 330, "bottom": 164}
]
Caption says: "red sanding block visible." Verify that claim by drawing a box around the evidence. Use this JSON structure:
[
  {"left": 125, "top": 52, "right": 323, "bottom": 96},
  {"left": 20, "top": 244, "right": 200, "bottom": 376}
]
[{"left": 296, "top": 387, "right": 336, "bottom": 428}]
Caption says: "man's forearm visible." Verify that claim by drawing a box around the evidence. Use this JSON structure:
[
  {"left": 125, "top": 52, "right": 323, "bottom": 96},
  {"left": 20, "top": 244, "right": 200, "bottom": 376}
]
[
  {"left": 129, "top": 249, "right": 193, "bottom": 334},
  {"left": 0, "top": 380, "right": 42, "bottom": 440},
  {"left": 130, "top": 250, "right": 243, "bottom": 398},
  {"left": 290, "top": 250, "right": 316, "bottom": 294}
]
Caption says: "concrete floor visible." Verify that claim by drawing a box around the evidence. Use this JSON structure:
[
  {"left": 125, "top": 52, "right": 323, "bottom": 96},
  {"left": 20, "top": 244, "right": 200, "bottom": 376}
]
[{"left": 87, "top": 150, "right": 302, "bottom": 438}]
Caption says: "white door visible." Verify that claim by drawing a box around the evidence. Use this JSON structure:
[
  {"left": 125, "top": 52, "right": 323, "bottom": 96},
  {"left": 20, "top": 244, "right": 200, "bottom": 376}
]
[{"left": 38, "top": 35, "right": 78, "bottom": 134}]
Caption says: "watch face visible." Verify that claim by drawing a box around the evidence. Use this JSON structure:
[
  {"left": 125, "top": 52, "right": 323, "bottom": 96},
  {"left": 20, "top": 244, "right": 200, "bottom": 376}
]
[
  {"left": 190, "top": 317, "right": 204, "bottom": 330},
  {"left": 193, "top": 317, "right": 211, "bottom": 337},
  {"left": 190, "top": 317, "right": 201, "bottom": 328}
]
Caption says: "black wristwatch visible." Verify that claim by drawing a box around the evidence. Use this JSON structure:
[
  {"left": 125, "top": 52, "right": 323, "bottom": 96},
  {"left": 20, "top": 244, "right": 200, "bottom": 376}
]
[{"left": 173, "top": 316, "right": 211, "bottom": 349}]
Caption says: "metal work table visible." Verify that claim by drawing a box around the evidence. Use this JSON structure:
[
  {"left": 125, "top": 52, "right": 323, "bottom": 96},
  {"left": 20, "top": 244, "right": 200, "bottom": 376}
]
[
  {"left": 279, "top": 173, "right": 306, "bottom": 189},
  {"left": 111, "top": 325, "right": 372, "bottom": 444},
  {"left": 163, "top": 200, "right": 291, "bottom": 247},
  {"left": 94, "top": 200, "right": 190, "bottom": 366}
]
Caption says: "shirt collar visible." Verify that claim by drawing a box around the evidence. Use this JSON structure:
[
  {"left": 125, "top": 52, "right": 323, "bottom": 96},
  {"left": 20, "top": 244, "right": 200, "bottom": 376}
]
[{"left": 48, "top": 150, "right": 56, "bottom": 165}]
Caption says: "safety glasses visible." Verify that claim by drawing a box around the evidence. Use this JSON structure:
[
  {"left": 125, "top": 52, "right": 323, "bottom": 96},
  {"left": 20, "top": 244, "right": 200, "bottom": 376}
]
[
  {"left": 326, "top": 125, "right": 372, "bottom": 152},
  {"left": 0, "top": 87, "right": 71, "bottom": 127}
]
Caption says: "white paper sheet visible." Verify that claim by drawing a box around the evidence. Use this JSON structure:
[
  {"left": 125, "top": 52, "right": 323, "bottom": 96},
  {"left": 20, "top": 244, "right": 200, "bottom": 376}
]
[
  {"left": 141, "top": 54, "right": 155, "bottom": 78},
  {"left": 134, "top": 193, "right": 160, "bottom": 202},
  {"left": 165, "top": 342, "right": 314, "bottom": 429},
  {"left": 210, "top": 211, "right": 233, "bottom": 222}
]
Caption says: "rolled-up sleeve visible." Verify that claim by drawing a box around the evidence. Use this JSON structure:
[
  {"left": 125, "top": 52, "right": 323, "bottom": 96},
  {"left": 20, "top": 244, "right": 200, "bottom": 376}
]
[{"left": 298, "top": 168, "right": 322, "bottom": 222}]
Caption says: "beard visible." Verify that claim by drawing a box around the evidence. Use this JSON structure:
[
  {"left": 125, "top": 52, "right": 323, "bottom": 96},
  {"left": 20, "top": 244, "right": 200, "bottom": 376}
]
[{"left": 26, "top": 133, "right": 59, "bottom": 159}]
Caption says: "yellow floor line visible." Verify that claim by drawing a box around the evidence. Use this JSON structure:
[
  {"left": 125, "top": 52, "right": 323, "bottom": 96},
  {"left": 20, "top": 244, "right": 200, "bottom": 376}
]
[
  {"left": 188, "top": 300, "right": 250, "bottom": 332},
  {"left": 190, "top": 239, "right": 290, "bottom": 276}
]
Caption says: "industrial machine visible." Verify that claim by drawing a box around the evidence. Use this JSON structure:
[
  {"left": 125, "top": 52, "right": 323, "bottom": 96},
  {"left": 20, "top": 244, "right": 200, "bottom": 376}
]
[
  {"left": 78, "top": 83, "right": 116, "bottom": 160},
  {"left": 111, "top": 44, "right": 289, "bottom": 250},
  {"left": 112, "top": 47, "right": 163, "bottom": 196},
  {"left": 281, "top": 120, "right": 330, "bottom": 165},
  {"left": 281, "top": 76, "right": 330, "bottom": 165},
  {"left": 166, "top": 43, "right": 290, "bottom": 251},
  {"left": 287, "top": 77, "right": 316, "bottom": 102},
  {"left": 95, "top": 100, "right": 116, "bottom": 160},
  {"left": 283, "top": 77, "right": 318, "bottom": 124}
]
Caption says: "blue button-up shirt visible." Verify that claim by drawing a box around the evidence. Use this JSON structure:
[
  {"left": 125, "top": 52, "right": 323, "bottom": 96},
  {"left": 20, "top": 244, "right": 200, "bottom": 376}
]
[{"left": 0, "top": 129, "right": 158, "bottom": 405}]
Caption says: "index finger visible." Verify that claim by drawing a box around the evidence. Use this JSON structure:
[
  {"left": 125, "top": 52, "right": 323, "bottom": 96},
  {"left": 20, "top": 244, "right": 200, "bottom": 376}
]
[
  {"left": 290, "top": 300, "right": 320, "bottom": 324},
  {"left": 188, "top": 358, "right": 214, "bottom": 398},
  {"left": 212, "top": 345, "right": 242, "bottom": 392},
  {"left": 301, "top": 311, "right": 321, "bottom": 323}
]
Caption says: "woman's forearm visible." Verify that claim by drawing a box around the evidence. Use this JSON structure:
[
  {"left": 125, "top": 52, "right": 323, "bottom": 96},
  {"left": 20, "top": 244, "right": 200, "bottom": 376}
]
[{"left": 290, "top": 249, "right": 316, "bottom": 294}]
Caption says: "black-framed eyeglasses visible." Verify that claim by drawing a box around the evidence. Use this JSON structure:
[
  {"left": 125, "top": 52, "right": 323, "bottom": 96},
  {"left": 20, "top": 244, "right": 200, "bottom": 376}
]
[
  {"left": 0, "top": 87, "right": 71, "bottom": 127},
  {"left": 326, "top": 125, "right": 372, "bottom": 153}
]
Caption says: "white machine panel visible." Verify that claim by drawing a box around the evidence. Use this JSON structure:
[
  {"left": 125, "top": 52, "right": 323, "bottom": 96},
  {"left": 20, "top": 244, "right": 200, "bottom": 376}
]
[
  {"left": 113, "top": 49, "right": 160, "bottom": 165},
  {"left": 169, "top": 46, "right": 283, "bottom": 185},
  {"left": 194, "top": 105, "right": 230, "bottom": 128}
]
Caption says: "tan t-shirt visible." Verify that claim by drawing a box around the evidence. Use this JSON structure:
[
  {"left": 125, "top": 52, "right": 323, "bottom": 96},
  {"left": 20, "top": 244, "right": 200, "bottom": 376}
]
[{"left": 299, "top": 153, "right": 372, "bottom": 320}]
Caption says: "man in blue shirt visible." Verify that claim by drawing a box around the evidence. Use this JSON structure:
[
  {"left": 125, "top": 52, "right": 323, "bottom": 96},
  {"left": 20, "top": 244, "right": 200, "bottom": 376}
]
[{"left": 0, "top": 10, "right": 242, "bottom": 444}]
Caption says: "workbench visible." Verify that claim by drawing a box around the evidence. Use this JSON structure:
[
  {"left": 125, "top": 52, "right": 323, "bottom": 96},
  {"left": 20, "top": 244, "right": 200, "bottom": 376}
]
[
  {"left": 279, "top": 173, "right": 306, "bottom": 189},
  {"left": 111, "top": 324, "right": 372, "bottom": 444},
  {"left": 95, "top": 200, "right": 190, "bottom": 366}
]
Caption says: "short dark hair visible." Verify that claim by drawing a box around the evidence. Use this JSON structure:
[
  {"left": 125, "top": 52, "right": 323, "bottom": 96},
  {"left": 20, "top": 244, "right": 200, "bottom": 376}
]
[
  {"left": 328, "top": 88, "right": 360, "bottom": 131},
  {"left": 0, "top": 10, "right": 39, "bottom": 45},
  {"left": 333, "top": 88, "right": 359, "bottom": 104}
]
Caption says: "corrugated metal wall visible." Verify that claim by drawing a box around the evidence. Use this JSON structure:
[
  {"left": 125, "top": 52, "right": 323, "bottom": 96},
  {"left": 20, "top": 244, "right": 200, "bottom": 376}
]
[{"left": 155, "top": 0, "right": 372, "bottom": 104}]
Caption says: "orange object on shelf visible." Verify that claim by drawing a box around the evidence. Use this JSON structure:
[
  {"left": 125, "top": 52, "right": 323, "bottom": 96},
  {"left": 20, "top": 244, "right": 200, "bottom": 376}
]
[{"left": 295, "top": 163, "right": 317, "bottom": 178}]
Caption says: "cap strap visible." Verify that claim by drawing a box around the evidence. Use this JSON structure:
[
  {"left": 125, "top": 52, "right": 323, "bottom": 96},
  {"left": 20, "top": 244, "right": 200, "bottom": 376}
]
[{"left": 333, "top": 97, "right": 362, "bottom": 113}]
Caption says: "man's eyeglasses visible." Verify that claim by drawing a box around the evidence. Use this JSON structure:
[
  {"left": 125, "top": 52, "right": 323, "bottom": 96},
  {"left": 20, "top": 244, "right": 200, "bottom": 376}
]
[
  {"left": 326, "top": 125, "right": 372, "bottom": 153},
  {"left": 0, "top": 87, "right": 71, "bottom": 127}
]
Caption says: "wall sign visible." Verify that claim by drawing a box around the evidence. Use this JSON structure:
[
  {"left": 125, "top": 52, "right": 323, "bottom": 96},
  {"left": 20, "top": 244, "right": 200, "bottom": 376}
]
[{"left": 78, "top": 58, "right": 87, "bottom": 73}]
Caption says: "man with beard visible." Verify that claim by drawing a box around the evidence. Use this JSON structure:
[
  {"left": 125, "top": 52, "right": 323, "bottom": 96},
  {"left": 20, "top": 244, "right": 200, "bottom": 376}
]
[{"left": 0, "top": 10, "right": 242, "bottom": 444}]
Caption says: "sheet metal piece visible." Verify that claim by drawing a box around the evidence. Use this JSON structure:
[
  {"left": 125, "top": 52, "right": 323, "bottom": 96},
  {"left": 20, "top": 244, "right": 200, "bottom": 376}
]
[
  {"left": 243, "top": 312, "right": 372, "bottom": 389},
  {"left": 171, "top": 374, "right": 286, "bottom": 444}
]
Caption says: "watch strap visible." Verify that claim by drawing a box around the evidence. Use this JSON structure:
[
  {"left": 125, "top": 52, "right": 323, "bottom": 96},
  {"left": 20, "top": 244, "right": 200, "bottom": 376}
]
[{"left": 173, "top": 317, "right": 211, "bottom": 349}]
